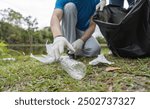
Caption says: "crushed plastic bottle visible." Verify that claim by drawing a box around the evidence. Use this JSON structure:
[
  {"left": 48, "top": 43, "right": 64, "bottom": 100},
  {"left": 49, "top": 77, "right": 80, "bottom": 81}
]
[
  {"left": 60, "top": 56, "right": 86, "bottom": 80},
  {"left": 30, "top": 41, "right": 86, "bottom": 80}
]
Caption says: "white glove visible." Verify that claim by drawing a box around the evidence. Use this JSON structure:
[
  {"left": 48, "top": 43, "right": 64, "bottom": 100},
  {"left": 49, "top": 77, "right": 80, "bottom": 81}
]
[
  {"left": 50, "top": 36, "right": 75, "bottom": 60},
  {"left": 72, "top": 39, "right": 84, "bottom": 53},
  {"left": 96, "top": 0, "right": 106, "bottom": 11}
]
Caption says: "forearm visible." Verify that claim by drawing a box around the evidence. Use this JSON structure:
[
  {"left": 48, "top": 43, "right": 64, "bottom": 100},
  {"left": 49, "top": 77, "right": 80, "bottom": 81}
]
[
  {"left": 50, "top": 9, "right": 63, "bottom": 38},
  {"left": 50, "top": 16, "right": 62, "bottom": 38},
  {"left": 81, "top": 21, "right": 96, "bottom": 42}
]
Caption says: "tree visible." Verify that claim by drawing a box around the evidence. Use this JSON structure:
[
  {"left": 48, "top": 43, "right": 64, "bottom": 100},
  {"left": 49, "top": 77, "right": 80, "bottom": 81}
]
[
  {"left": 39, "top": 27, "right": 53, "bottom": 43},
  {"left": 0, "top": 21, "right": 26, "bottom": 44},
  {"left": 24, "top": 16, "right": 38, "bottom": 52},
  {"left": 0, "top": 8, "right": 23, "bottom": 26},
  {"left": 0, "top": 8, "right": 53, "bottom": 45}
]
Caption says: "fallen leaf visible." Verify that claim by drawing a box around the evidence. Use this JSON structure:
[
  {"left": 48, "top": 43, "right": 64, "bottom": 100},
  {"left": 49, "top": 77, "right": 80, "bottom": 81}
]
[{"left": 105, "top": 67, "right": 121, "bottom": 72}]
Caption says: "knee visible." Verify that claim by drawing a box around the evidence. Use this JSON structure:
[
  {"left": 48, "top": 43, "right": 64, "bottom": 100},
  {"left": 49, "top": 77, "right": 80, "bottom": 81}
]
[
  {"left": 90, "top": 44, "right": 101, "bottom": 56},
  {"left": 64, "top": 3, "right": 76, "bottom": 13},
  {"left": 84, "top": 44, "right": 101, "bottom": 57}
]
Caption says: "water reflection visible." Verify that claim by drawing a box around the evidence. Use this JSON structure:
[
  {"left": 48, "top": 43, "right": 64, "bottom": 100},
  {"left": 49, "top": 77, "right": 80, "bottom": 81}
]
[{"left": 8, "top": 45, "right": 46, "bottom": 55}]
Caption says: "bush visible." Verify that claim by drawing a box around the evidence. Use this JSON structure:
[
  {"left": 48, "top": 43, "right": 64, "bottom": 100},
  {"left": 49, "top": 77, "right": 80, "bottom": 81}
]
[
  {"left": 0, "top": 41, "right": 23, "bottom": 57},
  {"left": 0, "top": 41, "right": 9, "bottom": 56}
]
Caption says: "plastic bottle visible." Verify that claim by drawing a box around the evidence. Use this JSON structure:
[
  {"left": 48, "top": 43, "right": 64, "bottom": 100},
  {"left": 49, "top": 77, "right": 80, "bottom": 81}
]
[{"left": 60, "top": 56, "right": 86, "bottom": 80}]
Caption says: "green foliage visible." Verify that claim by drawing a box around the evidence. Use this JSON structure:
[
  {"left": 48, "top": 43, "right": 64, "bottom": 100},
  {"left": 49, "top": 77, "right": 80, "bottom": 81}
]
[
  {"left": 0, "top": 41, "right": 22, "bottom": 57},
  {"left": 0, "top": 19, "right": 53, "bottom": 44},
  {"left": 0, "top": 21, "right": 27, "bottom": 44},
  {"left": 0, "top": 41, "right": 9, "bottom": 56},
  {"left": 38, "top": 27, "right": 53, "bottom": 43},
  {"left": 0, "top": 8, "right": 53, "bottom": 44}
]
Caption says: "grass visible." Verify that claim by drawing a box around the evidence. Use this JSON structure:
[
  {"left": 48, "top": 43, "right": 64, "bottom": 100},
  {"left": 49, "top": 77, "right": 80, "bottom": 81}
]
[{"left": 0, "top": 48, "right": 150, "bottom": 92}]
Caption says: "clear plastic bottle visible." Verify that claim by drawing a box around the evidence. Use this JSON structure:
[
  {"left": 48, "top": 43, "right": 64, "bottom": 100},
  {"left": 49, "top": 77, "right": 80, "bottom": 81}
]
[{"left": 60, "top": 56, "right": 86, "bottom": 80}]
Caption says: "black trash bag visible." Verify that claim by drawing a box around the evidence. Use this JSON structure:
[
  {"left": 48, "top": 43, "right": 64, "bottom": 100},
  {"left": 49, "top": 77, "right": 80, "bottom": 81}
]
[{"left": 93, "top": 0, "right": 150, "bottom": 58}]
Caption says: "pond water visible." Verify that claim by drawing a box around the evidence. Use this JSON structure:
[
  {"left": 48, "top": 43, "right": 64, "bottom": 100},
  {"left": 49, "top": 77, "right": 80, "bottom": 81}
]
[
  {"left": 8, "top": 44, "right": 108, "bottom": 55},
  {"left": 8, "top": 45, "right": 47, "bottom": 55}
]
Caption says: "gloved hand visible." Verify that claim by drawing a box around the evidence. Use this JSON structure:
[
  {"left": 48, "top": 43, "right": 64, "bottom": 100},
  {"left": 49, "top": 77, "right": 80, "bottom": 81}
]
[
  {"left": 96, "top": 0, "right": 106, "bottom": 11},
  {"left": 72, "top": 39, "right": 84, "bottom": 53},
  {"left": 50, "top": 36, "right": 75, "bottom": 60}
]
